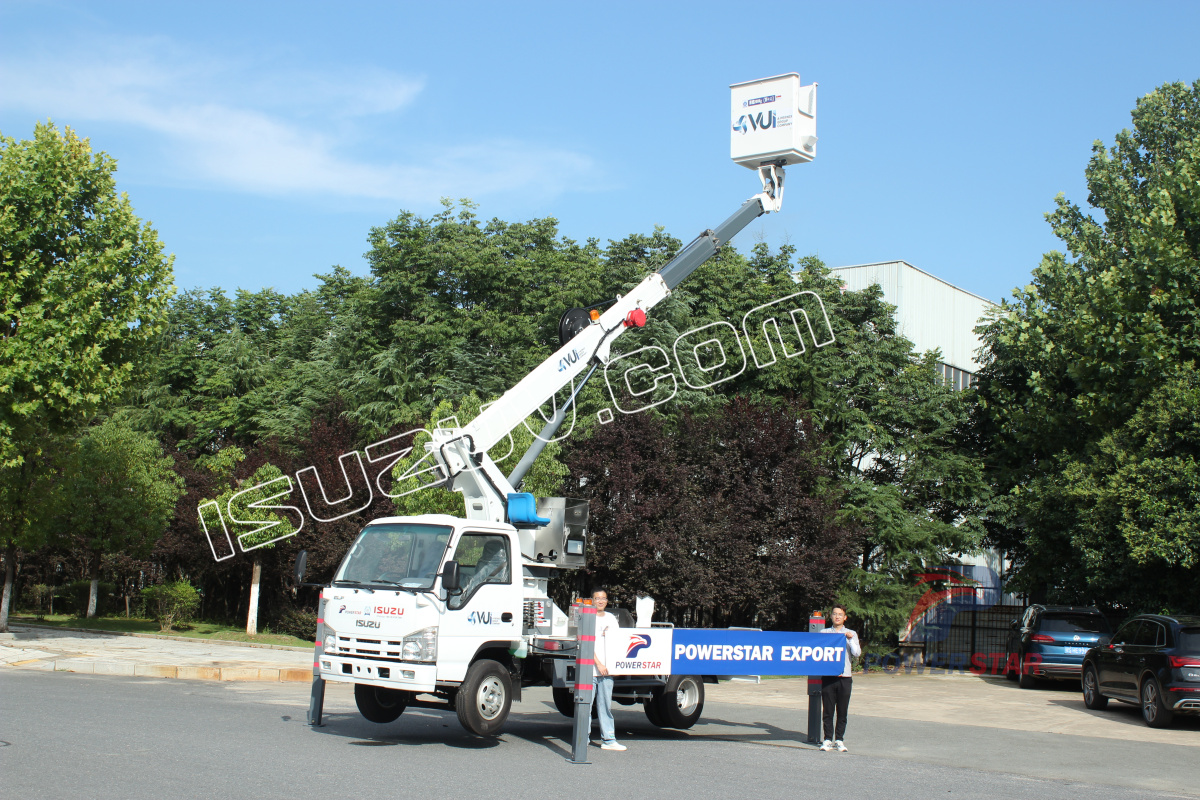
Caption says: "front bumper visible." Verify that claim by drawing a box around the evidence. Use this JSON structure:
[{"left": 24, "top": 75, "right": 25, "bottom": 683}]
[{"left": 319, "top": 654, "right": 437, "bottom": 692}]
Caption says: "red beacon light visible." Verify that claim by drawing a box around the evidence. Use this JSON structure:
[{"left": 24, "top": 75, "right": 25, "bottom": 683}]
[{"left": 624, "top": 308, "right": 647, "bottom": 328}]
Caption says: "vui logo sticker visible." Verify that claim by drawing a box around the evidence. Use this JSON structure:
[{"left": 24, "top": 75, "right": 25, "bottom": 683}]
[{"left": 732, "top": 111, "right": 776, "bottom": 134}]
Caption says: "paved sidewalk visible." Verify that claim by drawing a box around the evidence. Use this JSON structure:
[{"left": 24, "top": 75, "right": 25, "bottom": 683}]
[{"left": 0, "top": 624, "right": 313, "bottom": 682}]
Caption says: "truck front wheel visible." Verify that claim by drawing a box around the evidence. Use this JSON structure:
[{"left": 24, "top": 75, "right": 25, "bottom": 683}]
[
  {"left": 354, "top": 684, "right": 408, "bottom": 723},
  {"left": 651, "top": 675, "right": 704, "bottom": 729},
  {"left": 457, "top": 659, "right": 513, "bottom": 736}
]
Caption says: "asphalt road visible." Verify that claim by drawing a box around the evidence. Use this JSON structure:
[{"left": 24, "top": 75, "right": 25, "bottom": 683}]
[{"left": 2, "top": 671, "right": 1196, "bottom": 799}]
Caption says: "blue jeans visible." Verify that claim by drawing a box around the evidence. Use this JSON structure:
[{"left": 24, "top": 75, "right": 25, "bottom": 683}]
[{"left": 591, "top": 675, "right": 617, "bottom": 744}]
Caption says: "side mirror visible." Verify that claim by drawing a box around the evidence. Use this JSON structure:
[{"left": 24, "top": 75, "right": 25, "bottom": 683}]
[
  {"left": 1010, "top": 619, "right": 1018, "bottom": 630},
  {"left": 293, "top": 550, "right": 308, "bottom": 586},
  {"left": 1098, "top": 635, "right": 1111, "bottom": 647},
  {"left": 440, "top": 561, "right": 461, "bottom": 593}
]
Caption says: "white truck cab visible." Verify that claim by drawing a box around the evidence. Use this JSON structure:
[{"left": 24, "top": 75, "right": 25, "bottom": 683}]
[{"left": 315, "top": 513, "right": 581, "bottom": 735}]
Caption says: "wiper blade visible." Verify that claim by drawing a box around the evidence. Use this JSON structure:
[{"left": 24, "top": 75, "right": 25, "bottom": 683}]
[
  {"left": 332, "top": 580, "right": 375, "bottom": 593},
  {"left": 371, "top": 579, "right": 437, "bottom": 594}
]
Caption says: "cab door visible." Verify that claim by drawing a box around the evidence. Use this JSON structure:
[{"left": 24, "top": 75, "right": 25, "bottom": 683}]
[{"left": 437, "top": 530, "right": 522, "bottom": 683}]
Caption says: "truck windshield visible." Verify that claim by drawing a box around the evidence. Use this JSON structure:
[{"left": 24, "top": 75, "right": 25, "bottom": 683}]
[{"left": 334, "top": 523, "right": 452, "bottom": 590}]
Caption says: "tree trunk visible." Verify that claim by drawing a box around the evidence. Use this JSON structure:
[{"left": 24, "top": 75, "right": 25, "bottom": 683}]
[
  {"left": 246, "top": 559, "right": 262, "bottom": 635},
  {"left": 87, "top": 550, "right": 101, "bottom": 618},
  {"left": 0, "top": 542, "right": 15, "bottom": 632}
]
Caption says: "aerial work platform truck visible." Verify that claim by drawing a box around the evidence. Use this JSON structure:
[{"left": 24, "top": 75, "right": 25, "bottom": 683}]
[{"left": 296, "top": 74, "right": 835, "bottom": 738}]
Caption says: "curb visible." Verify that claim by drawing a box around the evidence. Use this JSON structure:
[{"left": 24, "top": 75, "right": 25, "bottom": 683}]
[
  {"left": 7, "top": 658, "right": 313, "bottom": 683},
  {"left": 8, "top": 622, "right": 312, "bottom": 652}
]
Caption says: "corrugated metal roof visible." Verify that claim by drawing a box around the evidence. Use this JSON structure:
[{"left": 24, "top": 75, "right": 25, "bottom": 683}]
[{"left": 831, "top": 261, "right": 998, "bottom": 373}]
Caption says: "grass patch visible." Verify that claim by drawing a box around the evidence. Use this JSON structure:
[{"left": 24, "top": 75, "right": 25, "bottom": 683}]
[{"left": 10, "top": 614, "right": 311, "bottom": 648}]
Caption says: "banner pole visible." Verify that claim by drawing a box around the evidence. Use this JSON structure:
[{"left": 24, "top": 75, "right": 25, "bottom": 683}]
[
  {"left": 568, "top": 600, "right": 597, "bottom": 764},
  {"left": 805, "top": 611, "right": 824, "bottom": 744}
]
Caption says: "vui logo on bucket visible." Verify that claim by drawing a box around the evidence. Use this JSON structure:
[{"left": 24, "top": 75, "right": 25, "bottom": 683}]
[{"left": 732, "top": 110, "right": 776, "bottom": 134}]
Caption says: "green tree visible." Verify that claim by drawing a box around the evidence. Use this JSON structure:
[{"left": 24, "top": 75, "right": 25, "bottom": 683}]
[
  {"left": 0, "top": 123, "right": 174, "bottom": 630},
  {"left": 201, "top": 459, "right": 298, "bottom": 635},
  {"left": 975, "top": 80, "right": 1200, "bottom": 607},
  {"left": 58, "top": 418, "right": 184, "bottom": 617}
]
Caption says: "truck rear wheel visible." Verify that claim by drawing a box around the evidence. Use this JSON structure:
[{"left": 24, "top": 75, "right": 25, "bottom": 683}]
[
  {"left": 552, "top": 687, "right": 575, "bottom": 718},
  {"left": 457, "top": 659, "right": 512, "bottom": 736},
  {"left": 643, "top": 698, "right": 667, "bottom": 727},
  {"left": 354, "top": 684, "right": 408, "bottom": 723},
  {"left": 651, "top": 675, "right": 704, "bottom": 729}
]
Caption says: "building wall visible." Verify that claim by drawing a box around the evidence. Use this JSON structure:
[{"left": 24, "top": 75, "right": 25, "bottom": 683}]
[{"left": 832, "top": 261, "right": 996, "bottom": 374}]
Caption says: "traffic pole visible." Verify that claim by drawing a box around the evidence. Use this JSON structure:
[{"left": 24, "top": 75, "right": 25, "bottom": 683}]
[
  {"left": 568, "top": 599, "right": 596, "bottom": 764},
  {"left": 308, "top": 595, "right": 327, "bottom": 727},
  {"left": 805, "top": 610, "right": 824, "bottom": 744}
]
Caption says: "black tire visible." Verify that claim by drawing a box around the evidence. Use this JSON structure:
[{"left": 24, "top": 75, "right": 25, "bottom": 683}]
[
  {"left": 456, "top": 659, "right": 512, "bottom": 736},
  {"left": 1141, "top": 676, "right": 1175, "bottom": 728},
  {"left": 643, "top": 698, "right": 667, "bottom": 727},
  {"left": 1018, "top": 654, "right": 1037, "bottom": 689},
  {"left": 651, "top": 675, "right": 704, "bottom": 729},
  {"left": 552, "top": 687, "right": 575, "bottom": 718},
  {"left": 354, "top": 684, "right": 408, "bottom": 723},
  {"left": 1081, "top": 665, "right": 1108, "bottom": 710}
]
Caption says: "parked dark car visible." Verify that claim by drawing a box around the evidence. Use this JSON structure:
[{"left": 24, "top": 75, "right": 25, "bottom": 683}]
[
  {"left": 1081, "top": 614, "right": 1200, "bottom": 728},
  {"left": 1006, "top": 605, "right": 1111, "bottom": 689}
]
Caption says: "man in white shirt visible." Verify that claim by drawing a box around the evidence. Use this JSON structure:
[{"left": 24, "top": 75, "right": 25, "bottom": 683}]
[
  {"left": 588, "top": 589, "right": 627, "bottom": 751},
  {"left": 818, "top": 604, "right": 861, "bottom": 752}
]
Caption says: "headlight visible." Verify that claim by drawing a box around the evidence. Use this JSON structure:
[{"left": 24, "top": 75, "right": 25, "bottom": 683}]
[
  {"left": 323, "top": 623, "right": 337, "bottom": 653},
  {"left": 401, "top": 627, "right": 437, "bottom": 663}
]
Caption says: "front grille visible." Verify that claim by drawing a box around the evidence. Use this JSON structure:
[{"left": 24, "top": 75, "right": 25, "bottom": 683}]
[{"left": 334, "top": 634, "right": 405, "bottom": 661}]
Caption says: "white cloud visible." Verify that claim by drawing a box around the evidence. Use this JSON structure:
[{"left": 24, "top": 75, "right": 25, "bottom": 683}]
[{"left": 0, "top": 36, "right": 600, "bottom": 204}]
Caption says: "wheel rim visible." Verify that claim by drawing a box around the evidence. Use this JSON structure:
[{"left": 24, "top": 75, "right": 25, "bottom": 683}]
[
  {"left": 675, "top": 679, "right": 700, "bottom": 715},
  {"left": 1143, "top": 681, "right": 1158, "bottom": 721},
  {"left": 1083, "top": 670, "right": 1096, "bottom": 702},
  {"left": 477, "top": 676, "right": 505, "bottom": 720}
]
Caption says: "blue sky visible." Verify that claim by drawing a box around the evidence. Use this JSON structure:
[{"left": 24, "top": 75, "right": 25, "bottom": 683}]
[{"left": 2, "top": 1, "right": 1198, "bottom": 305}]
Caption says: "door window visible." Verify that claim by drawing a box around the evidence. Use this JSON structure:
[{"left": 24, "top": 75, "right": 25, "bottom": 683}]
[
  {"left": 1110, "top": 621, "right": 1140, "bottom": 646},
  {"left": 448, "top": 533, "right": 511, "bottom": 610},
  {"left": 1132, "top": 621, "right": 1160, "bottom": 647}
]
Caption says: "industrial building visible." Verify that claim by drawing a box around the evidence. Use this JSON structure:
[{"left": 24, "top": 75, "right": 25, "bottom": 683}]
[{"left": 831, "top": 261, "right": 1021, "bottom": 659}]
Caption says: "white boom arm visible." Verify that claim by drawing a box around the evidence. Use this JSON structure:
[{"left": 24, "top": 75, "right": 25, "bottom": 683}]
[{"left": 428, "top": 178, "right": 783, "bottom": 524}]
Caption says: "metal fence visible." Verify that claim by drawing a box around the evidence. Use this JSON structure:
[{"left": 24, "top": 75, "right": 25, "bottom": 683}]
[{"left": 922, "top": 604, "right": 1024, "bottom": 669}]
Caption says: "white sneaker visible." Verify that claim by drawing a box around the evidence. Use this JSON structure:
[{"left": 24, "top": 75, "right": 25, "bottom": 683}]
[
  {"left": 600, "top": 742, "right": 627, "bottom": 751},
  {"left": 819, "top": 739, "right": 833, "bottom": 751},
  {"left": 835, "top": 740, "right": 848, "bottom": 752}
]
